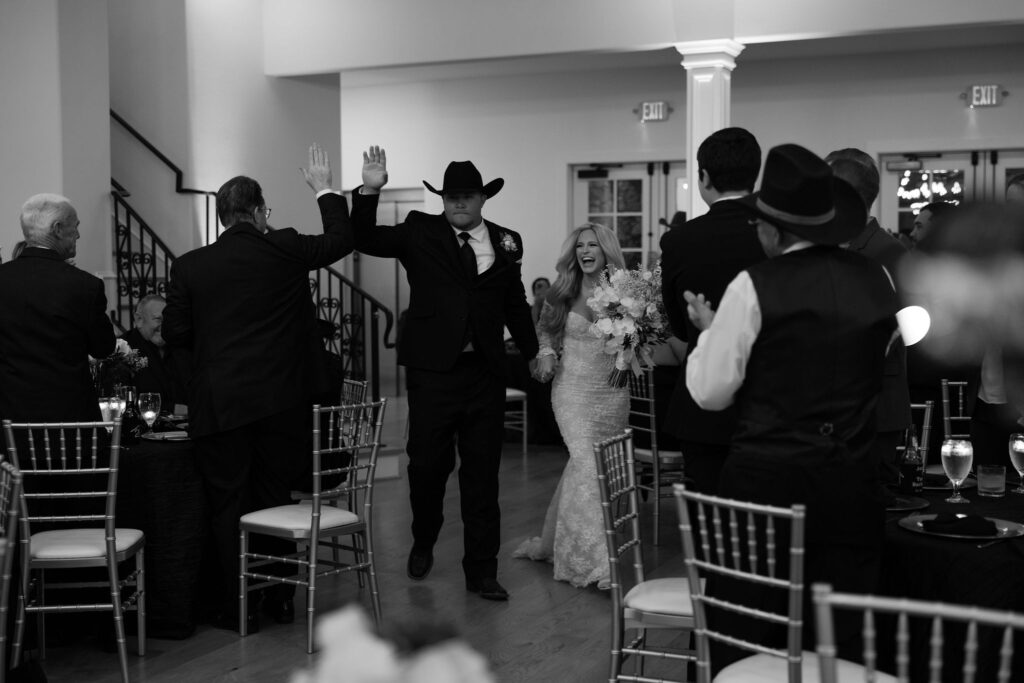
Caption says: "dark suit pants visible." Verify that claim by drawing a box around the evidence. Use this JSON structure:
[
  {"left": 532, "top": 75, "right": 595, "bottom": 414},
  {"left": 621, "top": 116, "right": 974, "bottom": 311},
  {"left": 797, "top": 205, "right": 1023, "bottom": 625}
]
[
  {"left": 406, "top": 352, "right": 505, "bottom": 580},
  {"left": 195, "top": 405, "right": 310, "bottom": 611}
]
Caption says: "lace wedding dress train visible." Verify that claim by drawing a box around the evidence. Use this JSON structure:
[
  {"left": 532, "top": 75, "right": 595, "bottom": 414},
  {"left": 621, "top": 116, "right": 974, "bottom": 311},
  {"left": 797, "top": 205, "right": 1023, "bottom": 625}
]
[{"left": 514, "top": 311, "right": 628, "bottom": 588}]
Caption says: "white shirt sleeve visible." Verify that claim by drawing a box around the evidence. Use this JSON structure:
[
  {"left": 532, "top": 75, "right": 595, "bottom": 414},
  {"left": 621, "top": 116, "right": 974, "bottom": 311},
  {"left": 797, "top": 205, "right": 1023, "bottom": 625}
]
[{"left": 685, "top": 271, "right": 762, "bottom": 410}]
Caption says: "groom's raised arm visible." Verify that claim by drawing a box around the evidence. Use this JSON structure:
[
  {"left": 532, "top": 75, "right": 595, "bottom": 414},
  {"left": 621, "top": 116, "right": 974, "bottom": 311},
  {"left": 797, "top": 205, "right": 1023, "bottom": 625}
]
[{"left": 352, "top": 145, "right": 408, "bottom": 259}]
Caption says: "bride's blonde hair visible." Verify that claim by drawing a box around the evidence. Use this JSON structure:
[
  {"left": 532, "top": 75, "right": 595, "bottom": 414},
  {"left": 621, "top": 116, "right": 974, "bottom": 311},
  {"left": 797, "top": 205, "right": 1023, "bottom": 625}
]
[{"left": 539, "top": 222, "right": 625, "bottom": 346}]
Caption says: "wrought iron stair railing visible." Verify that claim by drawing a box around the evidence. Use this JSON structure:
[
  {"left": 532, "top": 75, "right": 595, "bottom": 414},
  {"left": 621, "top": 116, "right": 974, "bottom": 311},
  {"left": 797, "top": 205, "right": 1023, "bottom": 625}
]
[{"left": 110, "top": 110, "right": 395, "bottom": 398}]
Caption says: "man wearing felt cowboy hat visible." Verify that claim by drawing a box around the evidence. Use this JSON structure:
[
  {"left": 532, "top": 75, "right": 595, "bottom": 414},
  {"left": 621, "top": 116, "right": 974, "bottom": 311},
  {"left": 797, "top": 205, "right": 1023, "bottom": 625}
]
[
  {"left": 683, "top": 143, "right": 899, "bottom": 671},
  {"left": 351, "top": 147, "right": 538, "bottom": 601}
]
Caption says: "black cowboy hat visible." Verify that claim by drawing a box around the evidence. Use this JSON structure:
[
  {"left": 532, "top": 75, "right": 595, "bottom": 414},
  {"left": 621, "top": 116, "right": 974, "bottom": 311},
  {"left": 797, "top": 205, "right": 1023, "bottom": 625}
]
[
  {"left": 423, "top": 161, "right": 504, "bottom": 198},
  {"left": 737, "top": 143, "right": 865, "bottom": 245}
]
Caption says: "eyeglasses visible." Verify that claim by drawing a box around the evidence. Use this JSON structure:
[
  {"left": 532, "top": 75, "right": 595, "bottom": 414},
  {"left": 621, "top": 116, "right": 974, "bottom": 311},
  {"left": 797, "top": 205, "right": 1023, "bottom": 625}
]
[{"left": 260, "top": 207, "right": 272, "bottom": 219}]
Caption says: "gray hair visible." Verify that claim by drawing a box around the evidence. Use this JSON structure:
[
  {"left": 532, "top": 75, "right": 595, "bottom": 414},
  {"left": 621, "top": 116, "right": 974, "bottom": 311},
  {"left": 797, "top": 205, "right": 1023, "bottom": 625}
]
[
  {"left": 134, "top": 294, "right": 166, "bottom": 316},
  {"left": 20, "top": 193, "right": 75, "bottom": 245}
]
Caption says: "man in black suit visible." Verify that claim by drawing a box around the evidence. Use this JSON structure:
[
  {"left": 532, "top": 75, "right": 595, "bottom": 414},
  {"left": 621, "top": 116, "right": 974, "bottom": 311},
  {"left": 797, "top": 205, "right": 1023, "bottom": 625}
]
[
  {"left": 162, "top": 145, "right": 352, "bottom": 630},
  {"left": 122, "top": 294, "right": 191, "bottom": 411},
  {"left": 352, "top": 146, "right": 538, "bottom": 600},
  {"left": 826, "top": 148, "right": 911, "bottom": 493},
  {"left": 0, "top": 193, "right": 115, "bottom": 422},
  {"left": 659, "top": 127, "right": 764, "bottom": 493}
]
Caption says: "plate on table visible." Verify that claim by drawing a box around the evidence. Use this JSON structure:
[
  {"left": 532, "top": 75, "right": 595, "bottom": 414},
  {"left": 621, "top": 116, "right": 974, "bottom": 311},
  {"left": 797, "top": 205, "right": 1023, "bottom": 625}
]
[
  {"left": 898, "top": 513, "right": 1024, "bottom": 541},
  {"left": 886, "top": 496, "right": 929, "bottom": 513},
  {"left": 141, "top": 431, "right": 190, "bottom": 442}
]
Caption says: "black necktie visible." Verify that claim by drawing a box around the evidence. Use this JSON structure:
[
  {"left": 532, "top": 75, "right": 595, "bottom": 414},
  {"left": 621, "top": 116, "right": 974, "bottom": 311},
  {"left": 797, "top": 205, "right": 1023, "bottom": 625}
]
[{"left": 459, "top": 232, "right": 477, "bottom": 277}]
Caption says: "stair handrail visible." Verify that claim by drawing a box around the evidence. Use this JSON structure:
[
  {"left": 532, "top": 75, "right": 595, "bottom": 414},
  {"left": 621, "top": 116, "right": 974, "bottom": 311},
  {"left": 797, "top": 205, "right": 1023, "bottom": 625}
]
[{"left": 110, "top": 110, "right": 216, "bottom": 198}]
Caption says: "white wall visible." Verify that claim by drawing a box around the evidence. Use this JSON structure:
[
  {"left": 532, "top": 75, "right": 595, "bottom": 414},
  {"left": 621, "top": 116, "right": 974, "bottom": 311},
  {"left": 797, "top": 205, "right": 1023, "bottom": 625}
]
[
  {"left": 339, "top": 65, "right": 686, "bottom": 289},
  {"left": 340, "top": 40, "right": 1024, "bottom": 291},
  {"left": 108, "top": 0, "right": 342, "bottom": 257},
  {"left": 0, "top": 0, "right": 111, "bottom": 276}
]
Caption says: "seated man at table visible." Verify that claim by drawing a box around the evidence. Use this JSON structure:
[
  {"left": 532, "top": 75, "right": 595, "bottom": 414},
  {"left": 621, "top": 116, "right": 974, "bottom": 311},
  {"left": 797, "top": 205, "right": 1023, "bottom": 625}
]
[
  {"left": 123, "top": 294, "right": 191, "bottom": 411},
  {"left": 685, "top": 144, "right": 897, "bottom": 671}
]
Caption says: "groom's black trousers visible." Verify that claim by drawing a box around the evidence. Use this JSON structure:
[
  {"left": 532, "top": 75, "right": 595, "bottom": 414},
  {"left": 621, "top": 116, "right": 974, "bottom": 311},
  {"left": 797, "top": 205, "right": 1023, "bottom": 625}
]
[{"left": 405, "top": 351, "right": 506, "bottom": 580}]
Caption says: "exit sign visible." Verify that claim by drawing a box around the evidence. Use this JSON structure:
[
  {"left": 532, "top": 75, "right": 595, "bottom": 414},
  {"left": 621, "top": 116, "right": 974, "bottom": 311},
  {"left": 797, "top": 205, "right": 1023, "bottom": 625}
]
[
  {"left": 966, "top": 84, "right": 1004, "bottom": 108},
  {"left": 636, "top": 101, "right": 671, "bottom": 122}
]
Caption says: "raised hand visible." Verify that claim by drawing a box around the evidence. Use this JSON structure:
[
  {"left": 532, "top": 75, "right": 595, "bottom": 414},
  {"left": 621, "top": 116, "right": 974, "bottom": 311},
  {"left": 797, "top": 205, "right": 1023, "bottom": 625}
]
[
  {"left": 301, "top": 143, "right": 333, "bottom": 193},
  {"left": 362, "top": 146, "right": 389, "bottom": 191},
  {"left": 683, "top": 290, "right": 716, "bottom": 331}
]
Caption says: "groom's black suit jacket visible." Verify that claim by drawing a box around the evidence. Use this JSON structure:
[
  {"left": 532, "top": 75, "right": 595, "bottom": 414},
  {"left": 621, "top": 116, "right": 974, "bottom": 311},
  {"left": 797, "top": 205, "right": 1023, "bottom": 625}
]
[
  {"left": 162, "top": 193, "right": 352, "bottom": 438},
  {"left": 351, "top": 189, "right": 538, "bottom": 371}
]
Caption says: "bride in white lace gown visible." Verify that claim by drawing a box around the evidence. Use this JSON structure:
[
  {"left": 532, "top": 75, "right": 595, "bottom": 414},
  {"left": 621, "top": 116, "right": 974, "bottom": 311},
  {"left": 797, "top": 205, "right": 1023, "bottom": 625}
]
[{"left": 513, "top": 223, "right": 628, "bottom": 588}]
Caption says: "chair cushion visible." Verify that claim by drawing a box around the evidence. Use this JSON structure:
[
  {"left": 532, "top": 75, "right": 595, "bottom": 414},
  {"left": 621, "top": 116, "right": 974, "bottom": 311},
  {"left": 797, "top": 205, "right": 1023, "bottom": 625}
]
[
  {"left": 634, "top": 447, "right": 684, "bottom": 466},
  {"left": 505, "top": 388, "right": 526, "bottom": 401},
  {"left": 715, "top": 652, "right": 896, "bottom": 683},
  {"left": 240, "top": 504, "right": 359, "bottom": 533},
  {"left": 624, "top": 577, "right": 694, "bottom": 616},
  {"left": 31, "top": 528, "right": 144, "bottom": 560}
]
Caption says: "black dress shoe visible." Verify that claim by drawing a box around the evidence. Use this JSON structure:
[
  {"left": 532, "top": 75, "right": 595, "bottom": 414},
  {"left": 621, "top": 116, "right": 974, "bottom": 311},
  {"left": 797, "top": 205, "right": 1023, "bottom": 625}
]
[
  {"left": 264, "top": 597, "right": 295, "bottom": 624},
  {"left": 465, "top": 577, "right": 509, "bottom": 601},
  {"left": 407, "top": 548, "right": 434, "bottom": 581}
]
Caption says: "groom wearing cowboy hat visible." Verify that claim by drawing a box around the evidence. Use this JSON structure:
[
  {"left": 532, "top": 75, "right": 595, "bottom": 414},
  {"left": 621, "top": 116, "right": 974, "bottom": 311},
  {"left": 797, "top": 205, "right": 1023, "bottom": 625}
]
[
  {"left": 352, "top": 147, "right": 538, "bottom": 601},
  {"left": 683, "top": 143, "right": 898, "bottom": 670}
]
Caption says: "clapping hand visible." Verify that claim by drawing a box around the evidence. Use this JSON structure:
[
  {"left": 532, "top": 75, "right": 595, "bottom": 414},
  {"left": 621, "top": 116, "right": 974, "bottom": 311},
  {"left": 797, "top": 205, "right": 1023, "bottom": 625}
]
[
  {"left": 684, "top": 290, "right": 716, "bottom": 331},
  {"left": 362, "top": 146, "right": 389, "bottom": 192},
  {"left": 301, "top": 143, "right": 333, "bottom": 194}
]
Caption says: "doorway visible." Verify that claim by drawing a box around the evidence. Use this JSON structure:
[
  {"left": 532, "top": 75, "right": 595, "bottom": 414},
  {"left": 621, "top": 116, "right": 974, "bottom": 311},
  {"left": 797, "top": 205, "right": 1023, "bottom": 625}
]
[
  {"left": 879, "top": 149, "right": 1024, "bottom": 236},
  {"left": 571, "top": 161, "right": 687, "bottom": 269}
]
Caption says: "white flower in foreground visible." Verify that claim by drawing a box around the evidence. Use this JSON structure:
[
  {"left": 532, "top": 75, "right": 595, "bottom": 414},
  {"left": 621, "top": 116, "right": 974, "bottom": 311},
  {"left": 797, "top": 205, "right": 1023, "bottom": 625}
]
[
  {"left": 115, "top": 338, "right": 132, "bottom": 355},
  {"left": 291, "top": 607, "right": 398, "bottom": 683}
]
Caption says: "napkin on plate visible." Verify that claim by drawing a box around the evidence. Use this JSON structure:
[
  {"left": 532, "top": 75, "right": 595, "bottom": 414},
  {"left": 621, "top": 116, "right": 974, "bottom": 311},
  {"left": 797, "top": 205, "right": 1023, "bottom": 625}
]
[{"left": 921, "top": 513, "right": 998, "bottom": 536}]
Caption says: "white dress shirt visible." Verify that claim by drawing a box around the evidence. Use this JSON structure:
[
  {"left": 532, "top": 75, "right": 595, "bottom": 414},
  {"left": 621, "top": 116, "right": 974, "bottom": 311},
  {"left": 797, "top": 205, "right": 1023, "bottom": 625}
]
[
  {"left": 686, "top": 241, "right": 814, "bottom": 410},
  {"left": 452, "top": 222, "right": 495, "bottom": 274}
]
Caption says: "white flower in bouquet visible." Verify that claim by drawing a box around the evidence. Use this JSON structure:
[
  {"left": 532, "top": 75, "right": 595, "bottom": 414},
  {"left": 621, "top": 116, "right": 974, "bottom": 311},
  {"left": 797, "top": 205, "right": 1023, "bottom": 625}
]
[{"left": 586, "top": 264, "right": 669, "bottom": 387}]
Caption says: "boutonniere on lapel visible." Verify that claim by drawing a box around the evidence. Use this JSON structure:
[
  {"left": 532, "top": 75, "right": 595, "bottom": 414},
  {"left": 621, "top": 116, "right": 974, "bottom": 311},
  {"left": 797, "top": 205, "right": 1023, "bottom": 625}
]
[{"left": 498, "top": 232, "right": 517, "bottom": 254}]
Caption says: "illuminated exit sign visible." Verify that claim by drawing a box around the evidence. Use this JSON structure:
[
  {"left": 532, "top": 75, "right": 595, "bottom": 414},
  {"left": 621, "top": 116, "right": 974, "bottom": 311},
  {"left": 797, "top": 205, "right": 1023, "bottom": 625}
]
[
  {"left": 636, "top": 101, "right": 672, "bottom": 122},
  {"left": 966, "top": 84, "right": 1004, "bottom": 108}
]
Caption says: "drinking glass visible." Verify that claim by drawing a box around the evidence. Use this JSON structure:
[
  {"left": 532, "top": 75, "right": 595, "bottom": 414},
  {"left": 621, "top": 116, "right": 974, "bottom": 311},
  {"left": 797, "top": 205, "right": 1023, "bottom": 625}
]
[
  {"left": 1008, "top": 433, "right": 1024, "bottom": 494},
  {"left": 940, "top": 438, "right": 973, "bottom": 504},
  {"left": 137, "top": 393, "right": 162, "bottom": 434},
  {"left": 98, "top": 397, "right": 125, "bottom": 432}
]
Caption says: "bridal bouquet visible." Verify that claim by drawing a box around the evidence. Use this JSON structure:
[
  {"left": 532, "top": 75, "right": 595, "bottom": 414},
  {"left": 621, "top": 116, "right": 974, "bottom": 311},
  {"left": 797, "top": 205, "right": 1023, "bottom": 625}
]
[
  {"left": 91, "top": 338, "right": 148, "bottom": 394},
  {"left": 586, "top": 264, "right": 669, "bottom": 387}
]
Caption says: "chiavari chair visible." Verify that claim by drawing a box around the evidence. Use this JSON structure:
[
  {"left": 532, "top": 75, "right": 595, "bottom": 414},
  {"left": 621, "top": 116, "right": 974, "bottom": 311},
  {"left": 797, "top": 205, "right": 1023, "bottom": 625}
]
[
  {"left": 0, "top": 460, "right": 21, "bottom": 676},
  {"left": 595, "top": 429, "right": 696, "bottom": 682}
]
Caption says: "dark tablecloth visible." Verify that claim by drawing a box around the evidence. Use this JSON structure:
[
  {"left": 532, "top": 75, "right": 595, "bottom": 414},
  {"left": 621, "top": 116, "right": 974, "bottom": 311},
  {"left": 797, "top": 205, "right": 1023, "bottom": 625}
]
[
  {"left": 879, "top": 480, "right": 1024, "bottom": 682},
  {"left": 116, "top": 437, "right": 206, "bottom": 639}
]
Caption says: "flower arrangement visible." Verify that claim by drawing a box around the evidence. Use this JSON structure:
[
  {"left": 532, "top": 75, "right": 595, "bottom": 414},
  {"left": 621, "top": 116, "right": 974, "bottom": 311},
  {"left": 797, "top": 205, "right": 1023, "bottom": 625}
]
[
  {"left": 91, "top": 338, "right": 148, "bottom": 394},
  {"left": 586, "top": 264, "right": 669, "bottom": 387},
  {"left": 290, "top": 606, "right": 495, "bottom": 683}
]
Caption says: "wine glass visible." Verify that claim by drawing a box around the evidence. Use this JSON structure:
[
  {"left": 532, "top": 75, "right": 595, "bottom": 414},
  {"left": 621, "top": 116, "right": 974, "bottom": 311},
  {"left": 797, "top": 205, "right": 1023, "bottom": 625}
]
[
  {"left": 98, "top": 397, "right": 125, "bottom": 433},
  {"left": 940, "top": 438, "right": 973, "bottom": 504},
  {"left": 1008, "top": 433, "right": 1024, "bottom": 494},
  {"left": 137, "top": 392, "right": 162, "bottom": 434}
]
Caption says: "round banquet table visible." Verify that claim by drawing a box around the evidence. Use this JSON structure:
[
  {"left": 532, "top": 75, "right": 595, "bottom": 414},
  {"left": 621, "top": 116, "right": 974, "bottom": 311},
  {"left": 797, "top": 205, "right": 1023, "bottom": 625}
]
[
  {"left": 115, "top": 434, "right": 207, "bottom": 639},
  {"left": 878, "top": 476, "right": 1024, "bottom": 682}
]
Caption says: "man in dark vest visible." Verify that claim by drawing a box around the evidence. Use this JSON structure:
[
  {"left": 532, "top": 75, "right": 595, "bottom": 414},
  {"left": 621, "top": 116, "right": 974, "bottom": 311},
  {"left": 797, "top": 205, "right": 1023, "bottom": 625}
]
[
  {"left": 352, "top": 146, "right": 538, "bottom": 601},
  {"left": 685, "top": 144, "right": 897, "bottom": 671},
  {"left": 660, "top": 127, "right": 765, "bottom": 493}
]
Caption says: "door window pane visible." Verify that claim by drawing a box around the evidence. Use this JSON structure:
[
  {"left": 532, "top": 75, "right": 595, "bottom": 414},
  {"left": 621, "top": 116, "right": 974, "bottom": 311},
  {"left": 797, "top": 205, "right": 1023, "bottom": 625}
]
[
  {"left": 617, "top": 216, "right": 642, "bottom": 249},
  {"left": 897, "top": 170, "right": 964, "bottom": 211},
  {"left": 616, "top": 180, "right": 643, "bottom": 212},
  {"left": 588, "top": 181, "right": 613, "bottom": 213}
]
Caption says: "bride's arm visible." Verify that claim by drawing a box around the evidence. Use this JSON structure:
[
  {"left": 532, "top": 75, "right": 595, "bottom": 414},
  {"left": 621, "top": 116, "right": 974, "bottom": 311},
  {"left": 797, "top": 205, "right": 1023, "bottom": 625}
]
[{"left": 534, "top": 301, "right": 559, "bottom": 382}]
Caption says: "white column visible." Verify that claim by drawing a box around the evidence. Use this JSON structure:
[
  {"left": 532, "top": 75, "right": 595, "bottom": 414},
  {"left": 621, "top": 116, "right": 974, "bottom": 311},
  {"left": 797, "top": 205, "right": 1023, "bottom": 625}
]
[{"left": 676, "top": 39, "right": 744, "bottom": 220}]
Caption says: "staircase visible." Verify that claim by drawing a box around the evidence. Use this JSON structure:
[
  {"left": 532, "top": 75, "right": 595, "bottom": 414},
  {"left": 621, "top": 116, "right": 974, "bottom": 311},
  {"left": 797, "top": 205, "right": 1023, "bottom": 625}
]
[{"left": 109, "top": 110, "right": 395, "bottom": 400}]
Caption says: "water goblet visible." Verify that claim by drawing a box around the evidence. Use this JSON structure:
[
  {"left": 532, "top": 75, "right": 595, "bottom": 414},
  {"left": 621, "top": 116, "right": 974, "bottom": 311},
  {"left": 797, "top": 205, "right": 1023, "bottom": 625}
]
[
  {"left": 137, "top": 392, "right": 162, "bottom": 434},
  {"left": 1008, "top": 433, "right": 1024, "bottom": 494},
  {"left": 940, "top": 438, "right": 973, "bottom": 504}
]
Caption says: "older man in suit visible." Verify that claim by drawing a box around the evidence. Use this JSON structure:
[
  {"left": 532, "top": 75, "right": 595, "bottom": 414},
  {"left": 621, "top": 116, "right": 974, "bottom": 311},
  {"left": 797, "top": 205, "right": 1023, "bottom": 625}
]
[
  {"left": 162, "top": 144, "right": 352, "bottom": 631},
  {"left": 122, "top": 294, "right": 191, "bottom": 411},
  {"left": 0, "top": 194, "right": 115, "bottom": 423},
  {"left": 659, "top": 127, "right": 765, "bottom": 493},
  {"left": 352, "top": 147, "right": 538, "bottom": 601}
]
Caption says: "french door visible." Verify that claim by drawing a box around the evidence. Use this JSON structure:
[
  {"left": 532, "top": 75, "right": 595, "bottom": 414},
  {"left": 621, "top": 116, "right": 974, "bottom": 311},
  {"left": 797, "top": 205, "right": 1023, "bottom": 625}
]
[
  {"left": 879, "top": 149, "right": 1024, "bottom": 235},
  {"left": 571, "top": 161, "right": 687, "bottom": 269}
]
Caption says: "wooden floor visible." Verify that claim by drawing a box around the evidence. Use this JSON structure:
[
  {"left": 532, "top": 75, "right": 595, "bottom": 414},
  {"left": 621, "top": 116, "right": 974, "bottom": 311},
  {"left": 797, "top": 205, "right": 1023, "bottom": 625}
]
[{"left": 36, "top": 442, "right": 689, "bottom": 683}]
